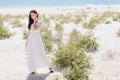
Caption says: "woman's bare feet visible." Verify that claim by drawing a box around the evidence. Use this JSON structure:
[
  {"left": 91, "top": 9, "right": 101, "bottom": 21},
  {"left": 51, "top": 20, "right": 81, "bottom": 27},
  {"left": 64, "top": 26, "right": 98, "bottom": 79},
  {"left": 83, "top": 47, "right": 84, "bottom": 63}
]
[{"left": 49, "top": 68, "right": 54, "bottom": 73}]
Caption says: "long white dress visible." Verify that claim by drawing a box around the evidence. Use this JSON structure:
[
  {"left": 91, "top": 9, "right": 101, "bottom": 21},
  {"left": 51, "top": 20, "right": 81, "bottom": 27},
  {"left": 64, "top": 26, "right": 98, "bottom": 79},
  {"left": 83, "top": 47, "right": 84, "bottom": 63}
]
[{"left": 26, "top": 21, "right": 50, "bottom": 73}]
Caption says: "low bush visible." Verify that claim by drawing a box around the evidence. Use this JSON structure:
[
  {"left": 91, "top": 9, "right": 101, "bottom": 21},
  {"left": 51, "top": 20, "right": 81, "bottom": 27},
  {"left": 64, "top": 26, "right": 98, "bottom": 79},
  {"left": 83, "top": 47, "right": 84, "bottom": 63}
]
[{"left": 0, "top": 25, "right": 13, "bottom": 39}]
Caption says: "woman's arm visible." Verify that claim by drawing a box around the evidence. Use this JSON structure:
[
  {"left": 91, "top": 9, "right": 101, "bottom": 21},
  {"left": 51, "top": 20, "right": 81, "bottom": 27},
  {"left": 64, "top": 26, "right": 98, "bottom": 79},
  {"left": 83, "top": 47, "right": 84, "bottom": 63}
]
[
  {"left": 25, "top": 29, "right": 30, "bottom": 49},
  {"left": 33, "top": 21, "right": 42, "bottom": 31}
]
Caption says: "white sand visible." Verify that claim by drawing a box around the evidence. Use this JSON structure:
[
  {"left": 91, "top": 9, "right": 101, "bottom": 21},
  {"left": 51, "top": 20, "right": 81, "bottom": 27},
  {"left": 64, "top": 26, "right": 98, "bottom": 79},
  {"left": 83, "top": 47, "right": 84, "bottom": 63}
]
[
  {"left": 0, "top": 5, "right": 120, "bottom": 15},
  {"left": 0, "top": 5, "right": 120, "bottom": 80}
]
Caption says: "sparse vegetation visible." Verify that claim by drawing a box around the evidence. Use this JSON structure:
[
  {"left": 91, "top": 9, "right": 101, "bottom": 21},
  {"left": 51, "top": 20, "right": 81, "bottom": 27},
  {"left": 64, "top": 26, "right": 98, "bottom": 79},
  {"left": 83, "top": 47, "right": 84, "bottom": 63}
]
[
  {"left": 11, "top": 19, "right": 24, "bottom": 28},
  {"left": 52, "top": 40, "right": 93, "bottom": 80},
  {"left": 117, "top": 29, "right": 120, "bottom": 37},
  {"left": 0, "top": 15, "right": 13, "bottom": 39},
  {"left": 102, "top": 50, "right": 115, "bottom": 60},
  {"left": 72, "top": 12, "right": 87, "bottom": 24},
  {"left": 0, "top": 25, "right": 13, "bottom": 39},
  {"left": 40, "top": 14, "right": 50, "bottom": 25},
  {"left": 101, "top": 11, "right": 113, "bottom": 20},
  {"left": 112, "top": 13, "right": 120, "bottom": 22},
  {"left": 53, "top": 22, "right": 63, "bottom": 44},
  {"left": 105, "top": 20, "right": 111, "bottom": 24},
  {"left": 83, "top": 17, "right": 97, "bottom": 29},
  {"left": 69, "top": 29, "right": 99, "bottom": 51},
  {"left": 83, "top": 11, "right": 114, "bottom": 29},
  {"left": 23, "top": 29, "right": 28, "bottom": 39},
  {"left": 52, "top": 29, "right": 96, "bottom": 80},
  {"left": 40, "top": 24, "right": 53, "bottom": 53},
  {"left": 2, "top": 14, "right": 25, "bottom": 22},
  {"left": 60, "top": 13, "right": 72, "bottom": 24},
  {"left": 0, "top": 14, "right": 3, "bottom": 25}
]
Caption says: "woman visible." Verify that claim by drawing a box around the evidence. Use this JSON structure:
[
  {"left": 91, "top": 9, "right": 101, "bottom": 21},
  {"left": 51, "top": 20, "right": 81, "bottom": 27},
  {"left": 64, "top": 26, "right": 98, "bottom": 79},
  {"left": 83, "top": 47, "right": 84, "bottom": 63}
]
[{"left": 25, "top": 10, "right": 54, "bottom": 74}]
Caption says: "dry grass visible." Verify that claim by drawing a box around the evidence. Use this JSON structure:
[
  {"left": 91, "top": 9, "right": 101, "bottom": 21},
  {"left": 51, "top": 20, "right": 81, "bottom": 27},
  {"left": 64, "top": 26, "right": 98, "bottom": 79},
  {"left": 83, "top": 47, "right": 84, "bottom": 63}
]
[{"left": 102, "top": 50, "right": 115, "bottom": 60}]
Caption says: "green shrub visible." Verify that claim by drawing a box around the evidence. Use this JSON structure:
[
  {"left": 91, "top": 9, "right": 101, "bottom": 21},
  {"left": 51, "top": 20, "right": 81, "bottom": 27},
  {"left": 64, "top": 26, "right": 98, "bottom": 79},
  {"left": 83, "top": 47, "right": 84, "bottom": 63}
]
[
  {"left": 71, "top": 12, "right": 88, "bottom": 25},
  {"left": 23, "top": 29, "right": 28, "bottom": 39},
  {"left": 2, "top": 14, "right": 12, "bottom": 21},
  {"left": 69, "top": 29, "right": 99, "bottom": 51},
  {"left": 0, "top": 14, "right": 13, "bottom": 39},
  {"left": 40, "top": 25, "right": 53, "bottom": 53},
  {"left": 63, "top": 62, "right": 92, "bottom": 80},
  {"left": 0, "top": 14, "right": 3, "bottom": 25},
  {"left": 0, "top": 14, "right": 13, "bottom": 22},
  {"left": 55, "top": 14, "right": 64, "bottom": 21},
  {"left": 77, "top": 34, "right": 98, "bottom": 52},
  {"left": 0, "top": 25, "right": 13, "bottom": 39},
  {"left": 112, "top": 13, "right": 120, "bottom": 22},
  {"left": 40, "top": 14, "right": 50, "bottom": 25},
  {"left": 49, "top": 14, "right": 56, "bottom": 20},
  {"left": 11, "top": 19, "right": 23, "bottom": 28},
  {"left": 53, "top": 22, "right": 63, "bottom": 44},
  {"left": 52, "top": 41, "right": 93, "bottom": 80},
  {"left": 61, "top": 13, "right": 72, "bottom": 24},
  {"left": 55, "top": 23, "right": 63, "bottom": 32},
  {"left": 105, "top": 20, "right": 111, "bottom": 24},
  {"left": 72, "top": 14, "right": 84, "bottom": 24},
  {"left": 83, "top": 16, "right": 98, "bottom": 29},
  {"left": 101, "top": 11, "right": 113, "bottom": 19},
  {"left": 117, "top": 29, "right": 120, "bottom": 37},
  {"left": 97, "top": 11, "right": 113, "bottom": 23},
  {"left": 14, "top": 15, "right": 24, "bottom": 19},
  {"left": 69, "top": 29, "right": 81, "bottom": 43},
  {"left": 113, "top": 17, "right": 119, "bottom": 21},
  {"left": 52, "top": 13, "right": 72, "bottom": 25},
  {"left": 2, "top": 14, "right": 25, "bottom": 22},
  {"left": 83, "top": 11, "right": 114, "bottom": 29},
  {"left": 52, "top": 29, "right": 95, "bottom": 80}
]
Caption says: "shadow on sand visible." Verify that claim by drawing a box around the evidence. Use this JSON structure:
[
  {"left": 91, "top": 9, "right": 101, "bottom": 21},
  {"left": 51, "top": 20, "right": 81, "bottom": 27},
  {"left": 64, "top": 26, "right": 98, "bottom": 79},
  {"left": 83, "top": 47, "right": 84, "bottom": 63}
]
[{"left": 26, "top": 73, "right": 50, "bottom": 80}]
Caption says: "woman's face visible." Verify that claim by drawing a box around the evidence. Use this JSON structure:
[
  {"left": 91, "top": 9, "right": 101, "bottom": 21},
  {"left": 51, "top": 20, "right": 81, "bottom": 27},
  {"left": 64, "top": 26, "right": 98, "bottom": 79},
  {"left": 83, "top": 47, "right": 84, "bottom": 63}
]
[{"left": 30, "top": 12, "right": 37, "bottom": 20}]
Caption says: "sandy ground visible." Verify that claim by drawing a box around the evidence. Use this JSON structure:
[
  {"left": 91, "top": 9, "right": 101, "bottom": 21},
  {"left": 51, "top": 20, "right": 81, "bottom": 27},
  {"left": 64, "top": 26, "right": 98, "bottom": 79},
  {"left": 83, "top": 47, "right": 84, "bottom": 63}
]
[
  {"left": 0, "top": 26, "right": 28, "bottom": 79},
  {"left": 62, "top": 20, "right": 120, "bottom": 80},
  {"left": 0, "top": 5, "right": 120, "bottom": 15},
  {"left": 0, "top": 17, "right": 66, "bottom": 80},
  {"left": 89, "top": 22, "right": 120, "bottom": 80},
  {"left": 0, "top": 6, "right": 120, "bottom": 80}
]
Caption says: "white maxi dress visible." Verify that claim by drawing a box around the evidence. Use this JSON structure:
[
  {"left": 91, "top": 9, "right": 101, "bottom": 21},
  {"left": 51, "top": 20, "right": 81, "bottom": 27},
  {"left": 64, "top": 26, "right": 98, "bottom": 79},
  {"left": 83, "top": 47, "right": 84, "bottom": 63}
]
[{"left": 26, "top": 21, "right": 50, "bottom": 73}]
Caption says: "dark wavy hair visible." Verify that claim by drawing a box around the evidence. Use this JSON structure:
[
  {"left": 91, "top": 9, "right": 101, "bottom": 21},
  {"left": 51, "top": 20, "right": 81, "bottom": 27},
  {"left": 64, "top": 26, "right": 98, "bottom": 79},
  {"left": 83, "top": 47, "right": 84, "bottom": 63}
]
[{"left": 28, "top": 10, "right": 38, "bottom": 30}]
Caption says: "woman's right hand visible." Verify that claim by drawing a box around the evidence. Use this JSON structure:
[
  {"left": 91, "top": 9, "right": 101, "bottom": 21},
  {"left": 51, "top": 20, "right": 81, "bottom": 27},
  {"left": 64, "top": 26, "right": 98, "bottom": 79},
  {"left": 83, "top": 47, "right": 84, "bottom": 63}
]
[
  {"left": 25, "top": 30, "right": 30, "bottom": 49},
  {"left": 25, "top": 41, "right": 27, "bottom": 49}
]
